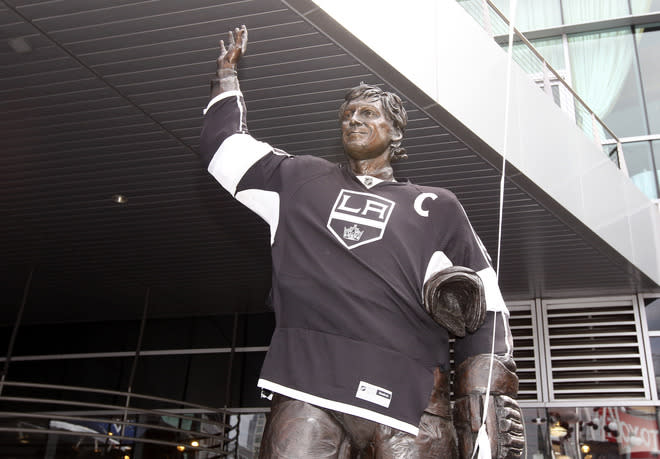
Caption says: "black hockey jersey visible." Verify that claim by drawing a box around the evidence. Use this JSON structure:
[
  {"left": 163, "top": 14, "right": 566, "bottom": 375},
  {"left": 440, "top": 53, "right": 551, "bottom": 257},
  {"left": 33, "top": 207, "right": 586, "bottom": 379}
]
[{"left": 200, "top": 91, "right": 512, "bottom": 435}]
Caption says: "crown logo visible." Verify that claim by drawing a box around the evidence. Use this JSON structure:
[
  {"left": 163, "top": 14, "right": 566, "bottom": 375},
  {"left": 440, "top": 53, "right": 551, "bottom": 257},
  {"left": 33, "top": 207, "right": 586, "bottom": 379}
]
[{"left": 343, "top": 224, "right": 364, "bottom": 241}]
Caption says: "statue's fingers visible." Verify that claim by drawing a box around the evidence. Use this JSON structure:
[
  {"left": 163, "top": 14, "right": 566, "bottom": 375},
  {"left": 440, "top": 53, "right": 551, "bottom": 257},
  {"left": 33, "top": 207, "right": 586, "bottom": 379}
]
[
  {"left": 219, "top": 39, "right": 227, "bottom": 55},
  {"left": 239, "top": 24, "right": 248, "bottom": 52},
  {"left": 228, "top": 30, "right": 236, "bottom": 47},
  {"left": 501, "top": 444, "right": 524, "bottom": 459},
  {"left": 497, "top": 406, "right": 522, "bottom": 421},
  {"left": 234, "top": 27, "right": 244, "bottom": 50},
  {"left": 498, "top": 417, "right": 524, "bottom": 434}
]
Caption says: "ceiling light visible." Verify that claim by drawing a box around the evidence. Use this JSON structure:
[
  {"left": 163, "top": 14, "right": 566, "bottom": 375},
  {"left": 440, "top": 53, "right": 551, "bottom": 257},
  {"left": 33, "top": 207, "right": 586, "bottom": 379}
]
[
  {"left": 8, "top": 37, "right": 31, "bottom": 54},
  {"left": 176, "top": 445, "right": 186, "bottom": 452},
  {"left": 190, "top": 440, "right": 199, "bottom": 447},
  {"left": 112, "top": 194, "right": 127, "bottom": 204}
]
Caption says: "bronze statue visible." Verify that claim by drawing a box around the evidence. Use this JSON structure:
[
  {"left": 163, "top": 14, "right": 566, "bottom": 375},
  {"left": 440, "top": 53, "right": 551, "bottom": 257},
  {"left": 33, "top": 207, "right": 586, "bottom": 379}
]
[{"left": 200, "top": 25, "right": 524, "bottom": 458}]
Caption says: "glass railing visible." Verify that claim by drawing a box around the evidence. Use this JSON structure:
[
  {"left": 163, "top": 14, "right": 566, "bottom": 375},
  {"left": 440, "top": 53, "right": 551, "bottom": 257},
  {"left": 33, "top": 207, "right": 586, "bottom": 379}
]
[
  {"left": 0, "top": 380, "right": 236, "bottom": 458},
  {"left": 456, "top": 0, "right": 628, "bottom": 175}
]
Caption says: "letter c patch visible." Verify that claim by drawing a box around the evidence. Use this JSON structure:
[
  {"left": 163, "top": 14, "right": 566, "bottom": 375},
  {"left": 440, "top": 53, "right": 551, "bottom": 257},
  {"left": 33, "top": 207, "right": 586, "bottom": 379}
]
[{"left": 414, "top": 192, "right": 438, "bottom": 217}]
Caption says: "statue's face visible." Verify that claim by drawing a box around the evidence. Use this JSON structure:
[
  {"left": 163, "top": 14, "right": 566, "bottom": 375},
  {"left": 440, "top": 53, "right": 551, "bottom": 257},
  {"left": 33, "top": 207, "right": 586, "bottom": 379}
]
[{"left": 340, "top": 97, "right": 401, "bottom": 162}]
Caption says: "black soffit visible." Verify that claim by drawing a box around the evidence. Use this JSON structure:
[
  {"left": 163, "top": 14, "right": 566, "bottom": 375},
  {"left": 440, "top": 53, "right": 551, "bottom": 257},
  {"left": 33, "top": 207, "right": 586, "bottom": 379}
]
[{"left": 0, "top": 0, "right": 655, "bottom": 325}]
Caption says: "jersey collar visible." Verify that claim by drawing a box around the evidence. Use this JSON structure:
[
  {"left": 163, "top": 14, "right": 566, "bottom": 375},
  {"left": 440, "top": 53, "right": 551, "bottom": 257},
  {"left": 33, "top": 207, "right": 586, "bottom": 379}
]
[{"left": 356, "top": 175, "right": 395, "bottom": 189}]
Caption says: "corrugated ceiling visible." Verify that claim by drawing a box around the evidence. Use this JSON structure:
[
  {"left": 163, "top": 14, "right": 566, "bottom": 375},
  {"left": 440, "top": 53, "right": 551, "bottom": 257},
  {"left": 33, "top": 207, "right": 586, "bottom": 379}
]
[{"left": 1, "top": 0, "right": 657, "bottom": 325}]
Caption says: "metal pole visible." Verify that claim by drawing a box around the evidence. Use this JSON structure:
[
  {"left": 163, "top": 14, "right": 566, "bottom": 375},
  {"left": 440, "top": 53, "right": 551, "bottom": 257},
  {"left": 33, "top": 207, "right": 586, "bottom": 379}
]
[
  {"left": 0, "top": 267, "right": 34, "bottom": 397},
  {"left": 224, "top": 313, "right": 239, "bottom": 408},
  {"left": 122, "top": 287, "right": 150, "bottom": 436},
  {"left": 222, "top": 312, "right": 239, "bottom": 452},
  {"left": 542, "top": 61, "right": 552, "bottom": 97},
  {"left": 617, "top": 141, "right": 630, "bottom": 177},
  {"left": 591, "top": 112, "right": 602, "bottom": 146}
]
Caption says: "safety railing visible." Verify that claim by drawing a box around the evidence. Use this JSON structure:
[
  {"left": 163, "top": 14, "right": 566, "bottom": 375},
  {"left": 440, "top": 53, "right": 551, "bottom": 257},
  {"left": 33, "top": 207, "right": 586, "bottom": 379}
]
[
  {"left": 0, "top": 380, "right": 237, "bottom": 458},
  {"left": 456, "top": 0, "right": 629, "bottom": 176}
]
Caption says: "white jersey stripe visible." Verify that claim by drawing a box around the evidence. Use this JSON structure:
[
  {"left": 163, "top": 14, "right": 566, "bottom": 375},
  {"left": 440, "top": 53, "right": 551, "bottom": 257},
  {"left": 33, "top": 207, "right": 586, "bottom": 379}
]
[
  {"left": 207, "top": 133, "right": 272, "bottom": 196},
  {"left": 422, "top": 251, "right": 453, "bottom": 286},
  {"left": 202, "top": 89, "right": 242, "bottom": 115},
  {"left": 235, "top": 189, "right": 280, "bottom": 245},
  {"left": 476, "top": 267, "right": 508, "bottom": 313}
]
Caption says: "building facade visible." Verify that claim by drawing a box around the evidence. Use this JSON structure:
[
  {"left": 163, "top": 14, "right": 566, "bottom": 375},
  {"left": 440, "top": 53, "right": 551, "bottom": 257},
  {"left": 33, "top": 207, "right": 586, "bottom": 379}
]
[{"left": 1, "top": 1, "right": 660, "bottom": 458}]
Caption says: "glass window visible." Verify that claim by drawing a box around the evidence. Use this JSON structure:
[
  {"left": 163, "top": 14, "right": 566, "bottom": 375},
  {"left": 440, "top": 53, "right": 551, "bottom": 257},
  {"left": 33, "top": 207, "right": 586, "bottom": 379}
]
[
  {"left": 636, "top": 24, "right": 660, "bottom": 135},
  {"left": 622, "top": 141, "right": 659, "bottom": 199},
  {"left": 531, "top": 37, "right": 565, "bottom": 69},
  {"left": 562, "top": 0, "right": 630, "bottom": 24},
  {"left": 651, "top": 337, "right": 660, "bottom": 397},
  {"left": 647, "top": 298, "right": 660, "bottom": 330},
  {"left": 577, "top": 406, "right": 660, "bottom": 457},
  {"left": 632, "top": 0, "right": 660, "bottom": 14},
  {"left": 235, "top": 413, "right": 267, "bottom": 458},
  {"left": 653, "top": 140, "right": 660, "bottom": 194},
  {"left": 492, "top": 0, "right": 562, "bottom": 31},
  {"left": 568, "top": 28, "right": 647, "bottom": 137},
  {"left": 13, "top": 320, "right": 140, "bottom": 356}
]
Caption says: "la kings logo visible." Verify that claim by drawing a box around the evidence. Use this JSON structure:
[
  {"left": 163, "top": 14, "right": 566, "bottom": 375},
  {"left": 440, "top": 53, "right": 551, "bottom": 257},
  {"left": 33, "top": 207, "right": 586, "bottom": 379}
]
[{"left": 327, "top": 189, "right": 395, "bottom": 249}]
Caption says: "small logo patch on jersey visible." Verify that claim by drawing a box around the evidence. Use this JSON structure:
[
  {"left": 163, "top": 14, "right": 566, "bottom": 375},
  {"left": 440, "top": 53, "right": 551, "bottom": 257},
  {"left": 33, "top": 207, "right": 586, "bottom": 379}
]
[
  {"left": 356, "top": 381, "right": 392, "bottom": 408},
  {"left": 343, "top": 224, "right": 364, "bottom": 241},
  {"left": 327, "top": 189, "right": 395, "bottom": 249}
]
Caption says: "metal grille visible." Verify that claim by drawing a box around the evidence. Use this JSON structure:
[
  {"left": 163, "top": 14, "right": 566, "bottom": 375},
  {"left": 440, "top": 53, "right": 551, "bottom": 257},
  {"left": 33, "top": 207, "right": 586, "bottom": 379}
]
[
  {"left": 541, "top": 297, "right": 649, "bottom": 401},
  {"left": 508, "top": 302, "right": 540, "bottom": 401}
]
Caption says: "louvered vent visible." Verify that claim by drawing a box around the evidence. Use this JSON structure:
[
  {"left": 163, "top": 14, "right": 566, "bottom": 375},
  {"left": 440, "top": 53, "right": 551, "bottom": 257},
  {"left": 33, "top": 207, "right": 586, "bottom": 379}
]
[
  {"left": 449, "top": 302, "right": 540, "bottom": 401},
  {"left": 508, "top": 302, "right": 540, "bottom": 401},
  {"left": 542, "top": 297, "right": 648, "bottom": 400}
]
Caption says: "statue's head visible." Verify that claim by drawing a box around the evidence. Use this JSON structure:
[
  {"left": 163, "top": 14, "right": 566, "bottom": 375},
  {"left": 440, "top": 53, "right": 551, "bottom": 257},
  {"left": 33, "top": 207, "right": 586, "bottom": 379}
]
[{"left": 339, "top": 83, "right": 408, "bottom": 162}]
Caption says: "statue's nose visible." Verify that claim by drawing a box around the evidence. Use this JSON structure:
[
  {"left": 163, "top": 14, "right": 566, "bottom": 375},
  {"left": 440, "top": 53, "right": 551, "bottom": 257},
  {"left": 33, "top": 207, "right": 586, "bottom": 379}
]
[{"left": 349, "top": 113, "right": 362, "bottom": 126}]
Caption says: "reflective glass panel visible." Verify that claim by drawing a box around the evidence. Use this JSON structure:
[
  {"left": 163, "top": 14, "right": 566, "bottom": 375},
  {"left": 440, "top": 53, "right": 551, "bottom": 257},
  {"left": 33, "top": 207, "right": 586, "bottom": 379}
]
[
  {"left": 577, "top": 406, "right": 660, "bottom": 457},
  {"left": 654, "top": 140, "right": 660, "bottom": 193},
  {"left": 562, "top": 0, "right": 630, "bottom": 24},
  {"left": 492, "top": 0, "right": 562, "bottom": 31},
  {"left": 653, "top": 337, "right": 660, "bottom": 397},
  {"left": 13, "top": 320, "right": 140, "bottom": 355},
  {"left": 636, "top": 24, "right": 660, "bottom": 134},
  {"left": 632, "top": 0, "right": 660, "bottom": 14},
  {"left": 568, "top": 29, "right": 647, "bottom": 137},
  {"left": 235, "top": 413, "right": 267, "bottom": 457},
  {"left": 646, "top": 298, "right": 660, "bottom": 330},
  {"left": 622, "top": 141, "right": 659, "bottom": 199},
  {"left": 531, "top": 37, "right": 566, "bottom": 70}
]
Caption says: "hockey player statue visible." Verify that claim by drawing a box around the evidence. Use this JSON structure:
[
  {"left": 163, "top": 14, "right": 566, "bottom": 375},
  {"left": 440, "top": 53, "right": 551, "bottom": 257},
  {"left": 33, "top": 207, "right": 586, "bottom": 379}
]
[{"left": 199, "top": 25, "right": 525, "bottom": 458}]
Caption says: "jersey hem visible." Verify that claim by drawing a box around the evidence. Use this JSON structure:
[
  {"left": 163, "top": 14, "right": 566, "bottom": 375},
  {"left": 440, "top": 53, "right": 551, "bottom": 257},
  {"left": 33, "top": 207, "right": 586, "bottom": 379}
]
[{"left": 257, "top": 378, "right": 420, "bottom": 436}]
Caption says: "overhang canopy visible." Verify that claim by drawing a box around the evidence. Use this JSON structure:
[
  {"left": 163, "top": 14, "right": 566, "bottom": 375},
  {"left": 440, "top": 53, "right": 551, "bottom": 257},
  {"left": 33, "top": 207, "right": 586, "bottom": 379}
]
[{"left": 1, "top": 0, "right": 657, "bottom": 324}]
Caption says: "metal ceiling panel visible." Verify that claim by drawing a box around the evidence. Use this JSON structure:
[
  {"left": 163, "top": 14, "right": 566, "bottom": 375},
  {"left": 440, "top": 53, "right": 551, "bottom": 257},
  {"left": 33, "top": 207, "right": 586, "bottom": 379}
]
[{"left": 1, "top": 0, "right": 657, "bottom": 326}]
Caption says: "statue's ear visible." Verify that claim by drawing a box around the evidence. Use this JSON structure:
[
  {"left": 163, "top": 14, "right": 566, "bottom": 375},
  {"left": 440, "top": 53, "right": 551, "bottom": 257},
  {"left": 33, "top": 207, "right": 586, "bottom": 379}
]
[{"left": 391, "top": 127, "right": 403, "bottom": 143}]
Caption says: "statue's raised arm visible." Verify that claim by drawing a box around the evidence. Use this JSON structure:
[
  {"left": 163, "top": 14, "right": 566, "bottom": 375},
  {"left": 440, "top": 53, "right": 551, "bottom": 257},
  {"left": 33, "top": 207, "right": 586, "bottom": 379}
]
[{"left": 211, "top": 25, "right": 247, "bottom": 98}]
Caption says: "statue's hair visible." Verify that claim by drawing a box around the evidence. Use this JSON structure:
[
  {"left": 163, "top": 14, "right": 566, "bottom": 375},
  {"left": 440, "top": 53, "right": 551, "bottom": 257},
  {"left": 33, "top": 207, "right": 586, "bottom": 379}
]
[{"left": 339, "top": 83, "right": 408, "bottom": 161}]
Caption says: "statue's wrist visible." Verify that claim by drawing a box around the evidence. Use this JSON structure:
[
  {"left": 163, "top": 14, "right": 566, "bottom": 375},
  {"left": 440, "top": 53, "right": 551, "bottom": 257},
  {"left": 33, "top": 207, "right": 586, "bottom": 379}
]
[
  {"left": 216, "top": 67, "right": 238, "bottom": 79},
  {"left": 210, "top": 70, "right": 240, "bottom": 97}
]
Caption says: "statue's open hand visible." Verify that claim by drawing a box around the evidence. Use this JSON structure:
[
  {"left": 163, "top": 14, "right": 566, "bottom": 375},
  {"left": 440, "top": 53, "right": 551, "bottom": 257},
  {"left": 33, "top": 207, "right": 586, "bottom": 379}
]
[{"left": 218, "top": 25, "right": 247, "bottom": 71}]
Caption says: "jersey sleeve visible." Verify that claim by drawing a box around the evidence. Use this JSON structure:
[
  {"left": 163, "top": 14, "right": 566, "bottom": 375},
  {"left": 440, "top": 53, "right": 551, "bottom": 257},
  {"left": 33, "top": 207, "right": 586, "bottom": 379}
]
[
  {"left": 453, "top": 311, "right": 514, "bottom": 365},
  {"left": 423, "top": 191, "right": 508, "bottom": 314},
  {"left": 200, "top": 90, "right": 287, "bottom": 193},
  {"left": 422, "top": 191, "right": 514, "bottom": 362},
  {"left": 199, "top": 90, "right": 301, "bottom": 244}
]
